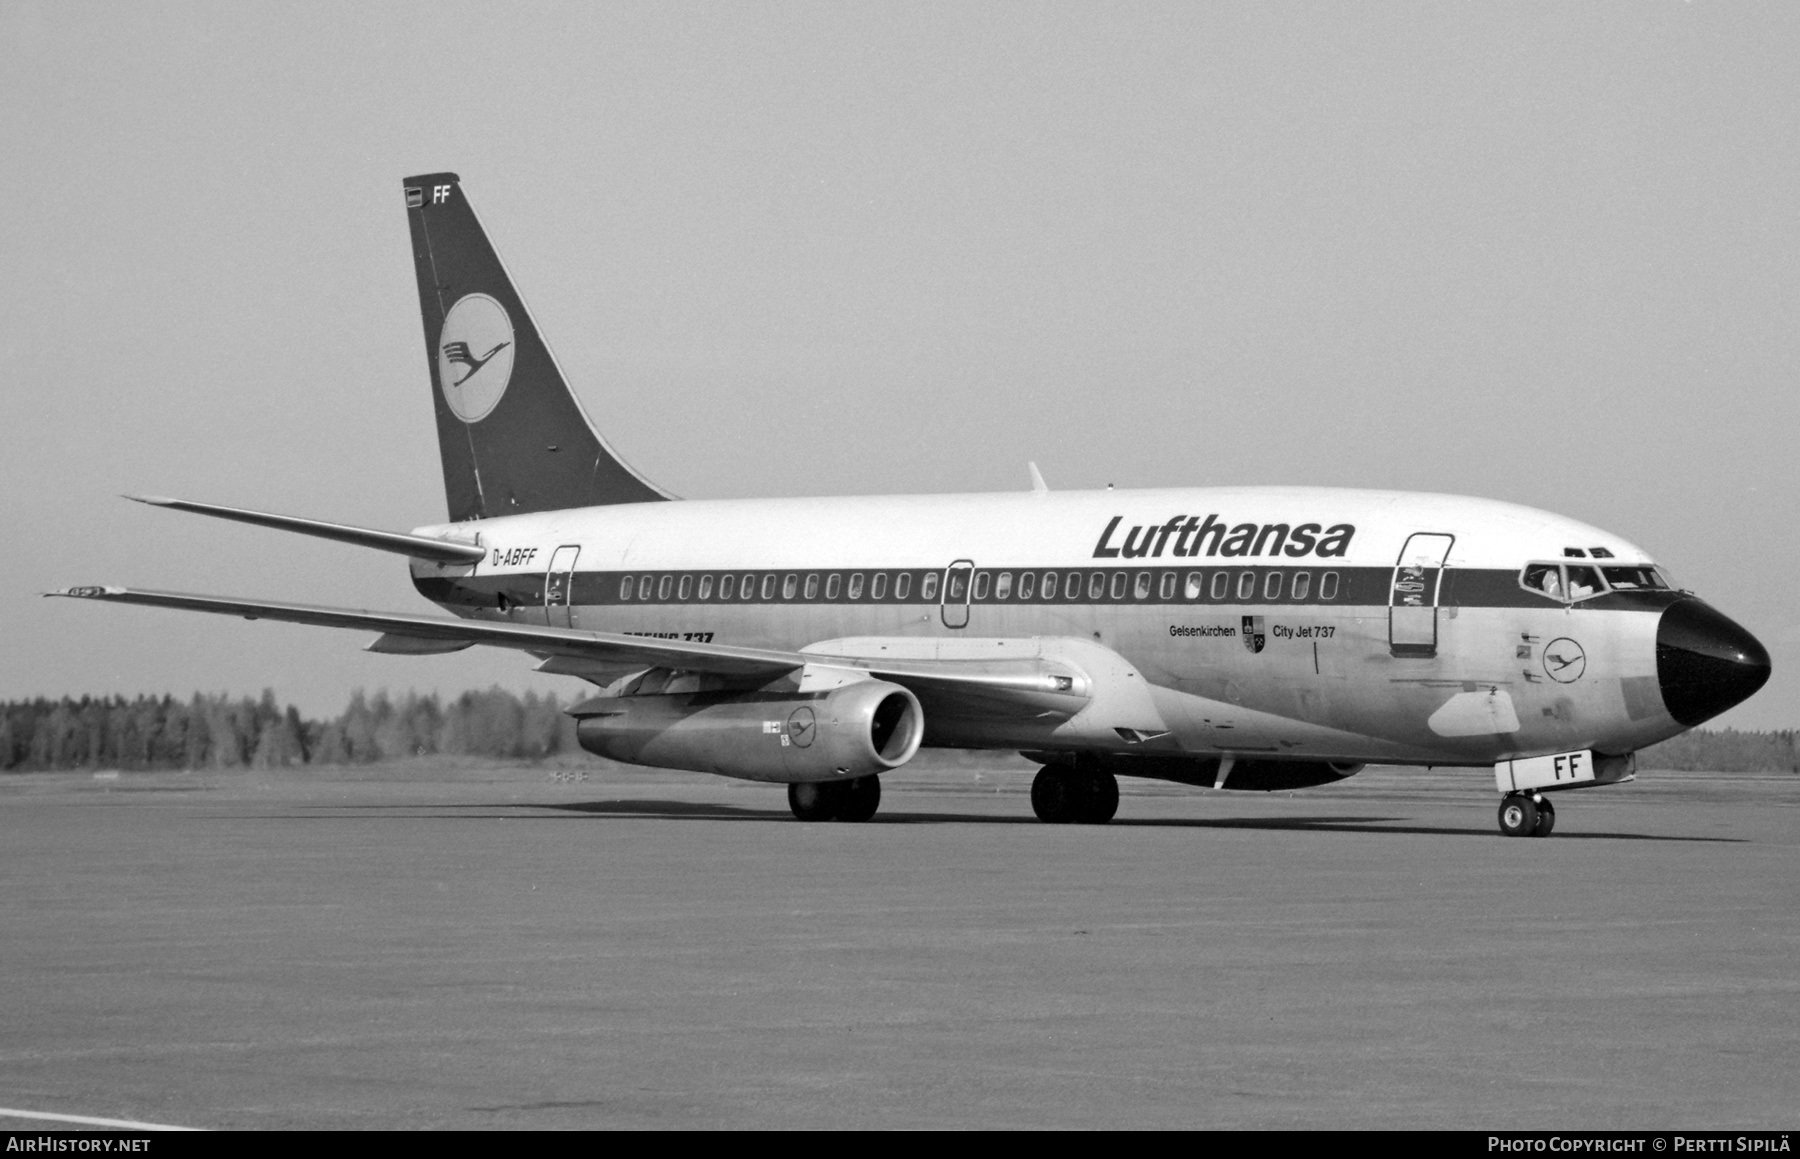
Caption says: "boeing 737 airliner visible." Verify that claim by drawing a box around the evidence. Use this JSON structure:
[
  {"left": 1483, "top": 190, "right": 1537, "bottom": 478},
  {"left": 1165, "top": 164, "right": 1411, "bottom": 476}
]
[{"left": 53, "top": 172, "right": 1771, "bottom": 836}]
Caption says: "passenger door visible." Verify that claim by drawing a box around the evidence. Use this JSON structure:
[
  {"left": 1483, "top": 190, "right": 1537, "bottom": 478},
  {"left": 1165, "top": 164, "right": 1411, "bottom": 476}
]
[
  {"left": 1389, "top": 533, "right": 1454, "bottom": 658},
  {"left": 544, "top": 545, "right": 580, "bottom": 628},
  {"left": 941, "top": 560, "right": 974, "bottom": 629}
]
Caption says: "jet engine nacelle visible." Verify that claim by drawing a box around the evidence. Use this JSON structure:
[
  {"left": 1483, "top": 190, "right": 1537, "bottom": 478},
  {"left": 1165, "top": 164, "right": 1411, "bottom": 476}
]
[{"left": 573, "top": 679, "right": 924, "bottom": 783}]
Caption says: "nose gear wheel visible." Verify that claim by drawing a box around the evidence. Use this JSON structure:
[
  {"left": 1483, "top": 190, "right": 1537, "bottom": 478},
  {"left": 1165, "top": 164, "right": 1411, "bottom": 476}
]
[{"left": 1498, "top": 793, "right": 1555, "bottom": 837}]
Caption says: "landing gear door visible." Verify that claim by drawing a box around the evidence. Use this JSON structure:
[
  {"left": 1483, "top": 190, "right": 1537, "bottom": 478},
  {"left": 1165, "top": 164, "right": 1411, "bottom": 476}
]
[
  {"left": 1389, "top": 533, "right": 1454, "bottom": 658},
  {"left": 941, "top": 560, "right": 974, "bottom": 629},
  {"left": 545, "top": 545, "right": 580, "bottom": 629}
]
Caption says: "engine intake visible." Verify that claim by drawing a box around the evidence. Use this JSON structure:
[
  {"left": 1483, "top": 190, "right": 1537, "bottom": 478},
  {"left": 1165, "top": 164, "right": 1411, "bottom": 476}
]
[{"left": 573, "top": 680, "right": 924, "bottom": 783}]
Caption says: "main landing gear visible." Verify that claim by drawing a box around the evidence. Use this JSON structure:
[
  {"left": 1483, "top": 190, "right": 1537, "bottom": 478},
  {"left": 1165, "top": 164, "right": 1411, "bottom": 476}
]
[
  {"left": 788, "top": 776, "right": 882, "bottom": 822},
  {"left": 1031, "top": 764, "right": 1120, "bottom": 825},
  {"left": 1497, "top": 793, "right": 1556, "bottom": 838}
]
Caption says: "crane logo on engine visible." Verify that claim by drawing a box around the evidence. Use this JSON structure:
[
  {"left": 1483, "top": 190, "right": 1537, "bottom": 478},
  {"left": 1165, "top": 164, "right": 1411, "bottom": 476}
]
[{"left": 785, "top": 706, "right": 816, "bottom": 748}]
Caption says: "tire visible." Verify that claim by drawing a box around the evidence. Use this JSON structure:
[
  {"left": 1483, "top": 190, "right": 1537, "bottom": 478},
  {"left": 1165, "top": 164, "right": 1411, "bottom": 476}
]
[
  {"left": 1078, "top": 770, "right": 1120, "bottom": 824},
  {"left": 835, "top": 775, "right": 881, "bottom": 823},
  {"left": 1531, "top": 797, "right": 1556, "bottom": 838},
  {"left": 1031, "top": 767, "right": 1075, "bottom": 823},
  {"left": 1497, "top": 795, "right": 1538, "bottom": 838},
  {"left": 788, "top": 781, "right": 841, "bottom": 821}
]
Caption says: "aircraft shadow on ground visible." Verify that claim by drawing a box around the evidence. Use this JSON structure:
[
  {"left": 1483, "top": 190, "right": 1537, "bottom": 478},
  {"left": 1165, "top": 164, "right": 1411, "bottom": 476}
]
[
  {"left": 272, "top": 801, "right": 1744, "bottom": 842},
  {"left": 1113, "top": 816, "right": 1743, "bottom": 842}
]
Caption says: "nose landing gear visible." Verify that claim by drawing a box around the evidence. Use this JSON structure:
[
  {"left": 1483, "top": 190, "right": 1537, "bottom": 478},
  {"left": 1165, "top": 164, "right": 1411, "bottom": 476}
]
[
  {"left": 1498, "top": 793, "right": 1556, "bottom": 837},
  {"left": 1031, "top": 764, "right": 1120, "bottom": 824}
]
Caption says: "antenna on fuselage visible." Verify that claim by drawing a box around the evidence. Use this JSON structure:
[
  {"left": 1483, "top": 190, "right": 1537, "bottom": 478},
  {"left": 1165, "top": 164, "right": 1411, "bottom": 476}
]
[{"left": 1028, "top": 461, "right": 1049, "bottom": 495}]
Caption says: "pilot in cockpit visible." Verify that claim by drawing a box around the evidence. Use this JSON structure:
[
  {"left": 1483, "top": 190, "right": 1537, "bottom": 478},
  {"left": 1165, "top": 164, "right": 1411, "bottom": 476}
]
[
  {"left": 1565, "top": 566, "right": 1602, "bottom": 601},
  {"left": 1523, "top": 563, "right": 1563, "bottom": 600},
  {"left": 1524, "top": 562, "right": 1606, "bottom": 601}
]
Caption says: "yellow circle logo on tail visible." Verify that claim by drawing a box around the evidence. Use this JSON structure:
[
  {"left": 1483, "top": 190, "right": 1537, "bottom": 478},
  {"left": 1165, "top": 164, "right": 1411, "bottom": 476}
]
[{"left": 437, "top": 293, "right": 515, "bottom": 422}]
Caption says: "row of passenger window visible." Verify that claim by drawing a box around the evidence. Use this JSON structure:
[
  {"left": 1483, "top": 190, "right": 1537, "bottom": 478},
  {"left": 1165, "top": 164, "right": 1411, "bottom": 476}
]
[
  {"left": 619, "top": 571, "right": 924, "bottom": 603},
  {"left": 977, "top": 568, "right": 1341, "bottom": 603},
  {"left": 611, "top": 569, "right": 1344, "bottom": 604}
]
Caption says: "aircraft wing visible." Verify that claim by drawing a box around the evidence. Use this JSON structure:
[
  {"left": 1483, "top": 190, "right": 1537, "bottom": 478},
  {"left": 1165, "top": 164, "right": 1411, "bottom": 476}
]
[
  {"left": 47, "top": 586, "right": 803, "bottom": 678},
  {"left": 52, "top": 583, "right": 1094, "bottom": 709},
  {"left": 46, "top": 587, "right": 1091, "bottom": 717}
]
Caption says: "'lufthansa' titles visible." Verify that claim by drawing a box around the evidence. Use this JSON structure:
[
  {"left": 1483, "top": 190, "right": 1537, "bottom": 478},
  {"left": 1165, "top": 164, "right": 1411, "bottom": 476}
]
[{"left": 1093, "top": 514, "right": 1354, "bottom": 560}]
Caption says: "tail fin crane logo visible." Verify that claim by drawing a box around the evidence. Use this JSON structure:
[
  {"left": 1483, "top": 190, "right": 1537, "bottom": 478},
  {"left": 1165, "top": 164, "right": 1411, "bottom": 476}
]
[
  {"left": 441, "top": 340, "right": 511, "bottom": 386},
  {"left": 435, "top": 293, "right": 516, "bottom": 423}
]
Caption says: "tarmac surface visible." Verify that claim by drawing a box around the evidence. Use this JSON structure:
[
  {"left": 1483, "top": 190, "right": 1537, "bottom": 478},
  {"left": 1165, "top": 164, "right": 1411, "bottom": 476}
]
[{"left": 2, "top": 754, "right": 1797, "bottom": 1130}]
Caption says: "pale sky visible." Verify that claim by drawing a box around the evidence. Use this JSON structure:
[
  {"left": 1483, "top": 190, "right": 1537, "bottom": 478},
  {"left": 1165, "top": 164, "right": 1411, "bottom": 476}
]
[{"left": 2, "top": 2, "right": 1796, "bottom": 729}]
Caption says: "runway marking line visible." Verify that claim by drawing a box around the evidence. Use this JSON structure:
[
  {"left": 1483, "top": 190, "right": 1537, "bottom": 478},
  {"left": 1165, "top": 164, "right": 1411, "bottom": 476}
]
[{"left": 0, "top": 1106, "right": 201, "bottom": 1131}]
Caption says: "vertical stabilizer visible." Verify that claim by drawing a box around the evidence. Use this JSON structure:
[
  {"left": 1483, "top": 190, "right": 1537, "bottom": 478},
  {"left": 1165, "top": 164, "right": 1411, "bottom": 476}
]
[{"left": 403, "top": 173, "right": 672, "bottom": 521}]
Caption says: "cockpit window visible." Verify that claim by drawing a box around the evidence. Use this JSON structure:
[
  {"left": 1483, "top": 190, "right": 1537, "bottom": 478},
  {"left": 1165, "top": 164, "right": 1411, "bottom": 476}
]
[
  {"left": 1565, "top": 566, "right": 1603, "bottom": 601},
  {"left": 1521, "top": 562, "right": 1610, "bottom": 603},
  {"left": 1601, "top": 566, "right": 1667, "bottom": 591},
  {"left": 1522, "top": 563, "right": 1564, "bottom": 600}
]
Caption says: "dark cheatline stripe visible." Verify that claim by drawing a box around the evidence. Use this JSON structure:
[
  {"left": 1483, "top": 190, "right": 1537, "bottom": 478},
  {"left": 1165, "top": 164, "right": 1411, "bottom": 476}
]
[{"left": 413, "top": 566, "right": 1677, "bottom": 613}]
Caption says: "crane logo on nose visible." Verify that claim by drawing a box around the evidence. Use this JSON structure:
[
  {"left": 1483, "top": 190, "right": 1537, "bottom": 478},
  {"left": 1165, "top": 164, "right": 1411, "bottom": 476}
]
[
  {"left": 437, "top": 293, "right": 515, "bottom": 423},
  {"left": 1543, "top": 637, "right": 1586, "bottom": 683}
]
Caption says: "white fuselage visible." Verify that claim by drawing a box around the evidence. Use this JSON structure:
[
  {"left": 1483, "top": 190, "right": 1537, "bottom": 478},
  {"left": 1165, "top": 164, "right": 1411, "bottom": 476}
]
[{"left": 410, "top": 486, "right": 1688, "bottom": 767}]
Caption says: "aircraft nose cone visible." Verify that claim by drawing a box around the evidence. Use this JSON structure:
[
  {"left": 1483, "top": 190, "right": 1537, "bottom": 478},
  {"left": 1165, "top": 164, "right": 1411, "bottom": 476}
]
[{"left": 1656, "top": 598, "right": 1771, "bottom": 727}]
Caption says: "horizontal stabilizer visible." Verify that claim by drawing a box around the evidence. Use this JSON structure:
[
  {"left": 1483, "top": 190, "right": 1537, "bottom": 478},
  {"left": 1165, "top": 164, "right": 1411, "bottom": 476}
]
[{"left": 127, "top": 495, "right": 486, "bottom": 564}]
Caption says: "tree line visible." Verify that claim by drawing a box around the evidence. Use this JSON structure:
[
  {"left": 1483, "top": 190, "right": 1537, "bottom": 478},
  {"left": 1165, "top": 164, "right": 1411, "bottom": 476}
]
[
  {"left": 0, "top": 690, "right": 1793, "bottom": 772},
  {"left": 1635, "top": 728, "right": 1800, "bottom": 774},
  {"left": 0, "top": 689, "right": 578, "bottom": 771}
]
